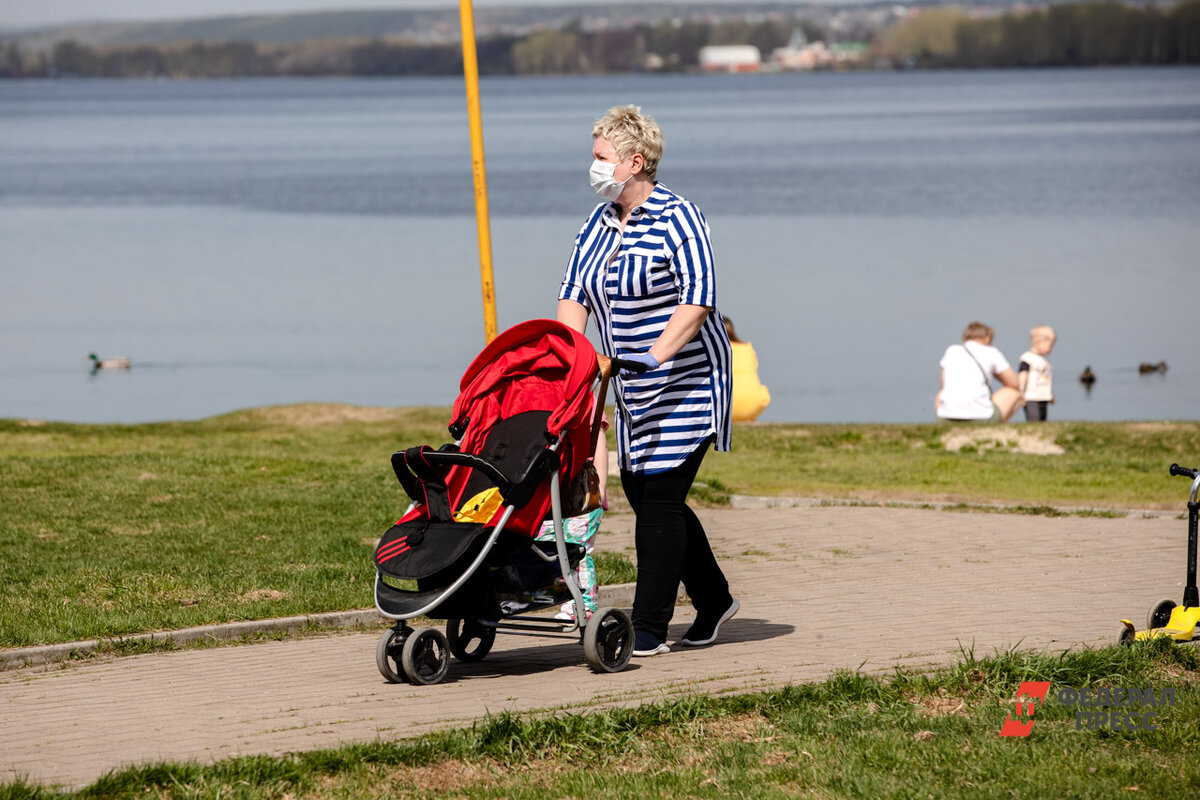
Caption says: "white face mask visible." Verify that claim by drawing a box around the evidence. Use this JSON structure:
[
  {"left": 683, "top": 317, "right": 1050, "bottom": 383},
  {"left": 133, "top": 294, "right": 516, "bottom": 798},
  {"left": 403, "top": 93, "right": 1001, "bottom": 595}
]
[{"left": 589, "top": 157, "right": 631, "bottom": 202}]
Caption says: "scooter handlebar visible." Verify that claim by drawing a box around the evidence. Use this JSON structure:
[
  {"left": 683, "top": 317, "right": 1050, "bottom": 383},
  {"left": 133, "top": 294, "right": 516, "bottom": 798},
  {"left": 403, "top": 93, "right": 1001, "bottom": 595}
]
[{"left": 1169, "top": 463, "right": 1199, "bottom": 479}]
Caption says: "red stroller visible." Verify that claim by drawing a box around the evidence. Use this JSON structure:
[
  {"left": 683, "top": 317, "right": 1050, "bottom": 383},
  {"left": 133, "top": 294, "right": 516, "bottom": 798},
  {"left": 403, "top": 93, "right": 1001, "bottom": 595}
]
[{"left": 373, "top": 319, "right": 635, "bottom": 684}]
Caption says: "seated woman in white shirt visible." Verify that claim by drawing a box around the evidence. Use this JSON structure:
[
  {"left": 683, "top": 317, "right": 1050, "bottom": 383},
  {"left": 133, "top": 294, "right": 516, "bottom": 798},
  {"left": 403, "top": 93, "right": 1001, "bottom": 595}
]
[{"left": 935, "top": 321, "right": 1022, "bottom": 424}]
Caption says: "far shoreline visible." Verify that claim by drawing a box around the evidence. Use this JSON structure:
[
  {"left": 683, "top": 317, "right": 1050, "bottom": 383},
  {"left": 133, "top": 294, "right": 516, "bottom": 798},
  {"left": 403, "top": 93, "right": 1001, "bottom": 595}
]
[{"left": 6, "top": 401, "right": 1200, "bottom": 428}]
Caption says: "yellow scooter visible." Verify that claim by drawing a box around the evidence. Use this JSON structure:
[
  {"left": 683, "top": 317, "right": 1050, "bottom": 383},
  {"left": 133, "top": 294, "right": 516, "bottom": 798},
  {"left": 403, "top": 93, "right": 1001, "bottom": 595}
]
[{"left": 1120, "top": 463, "right": 1200, "bottom": 644}]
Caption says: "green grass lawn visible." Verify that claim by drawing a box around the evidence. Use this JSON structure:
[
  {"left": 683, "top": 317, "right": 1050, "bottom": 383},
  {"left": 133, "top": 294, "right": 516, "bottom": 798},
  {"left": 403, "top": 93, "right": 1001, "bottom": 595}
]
[
  {"left": 2, "top": 405, "right": 1197, "bottom": 647},
  {"left": 3, "top": 639, "right": 1197, "bottom": 799},
  {"left": 702, "top": 420, "right": 1200, "bottom": 509}
]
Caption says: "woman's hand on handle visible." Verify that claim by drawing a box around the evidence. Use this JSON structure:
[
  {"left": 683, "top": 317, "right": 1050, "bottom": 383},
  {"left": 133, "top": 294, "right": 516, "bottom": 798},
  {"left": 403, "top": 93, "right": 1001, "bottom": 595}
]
[{"left": 618, "top": 352, "right": 659, "bottom": 378}]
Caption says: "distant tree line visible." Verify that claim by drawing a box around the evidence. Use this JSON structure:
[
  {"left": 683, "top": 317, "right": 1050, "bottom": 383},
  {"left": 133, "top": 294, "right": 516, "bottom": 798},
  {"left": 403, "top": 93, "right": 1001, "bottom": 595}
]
[
  {"left": 876, "top": 0, "right": 1200, "bottom": 67},
  {"left": 0, "top": 17, "right": 812, "bottom": 78},
  {"left": 1, "top": 2, "right": 1197, "bottom": 79},
  {"left": 0, "top": 38, "right": 510, "bottom": 79}
]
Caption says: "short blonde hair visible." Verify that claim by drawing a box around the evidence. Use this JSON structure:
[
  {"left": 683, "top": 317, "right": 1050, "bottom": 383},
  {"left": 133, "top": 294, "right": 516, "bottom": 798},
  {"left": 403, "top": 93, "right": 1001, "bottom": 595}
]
[
  {"left": 592, "top": 105, "right": 664, "bottom": 180},
  {"left": 962, "top": 321, "right": 994, "bottom": 342},
  {"left": 1030, "top": 324, "right": 1056, "bottom": 343}
]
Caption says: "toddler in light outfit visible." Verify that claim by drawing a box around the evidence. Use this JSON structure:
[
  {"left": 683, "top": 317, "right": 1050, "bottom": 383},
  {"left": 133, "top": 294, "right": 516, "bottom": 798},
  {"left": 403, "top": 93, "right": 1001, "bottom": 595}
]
[{"left": 1018, "top": 325, "right": 1056, "bottom": 422}]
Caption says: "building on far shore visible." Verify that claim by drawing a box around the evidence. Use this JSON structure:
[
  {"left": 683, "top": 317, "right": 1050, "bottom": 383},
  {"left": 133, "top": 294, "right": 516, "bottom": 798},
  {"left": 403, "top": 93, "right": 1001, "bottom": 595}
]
[
  {"left": 771, "top": 28, "right": 866, "bottom": 71},
  {"left": 698, "top": 44, "right": 761, "bottom": 73}
]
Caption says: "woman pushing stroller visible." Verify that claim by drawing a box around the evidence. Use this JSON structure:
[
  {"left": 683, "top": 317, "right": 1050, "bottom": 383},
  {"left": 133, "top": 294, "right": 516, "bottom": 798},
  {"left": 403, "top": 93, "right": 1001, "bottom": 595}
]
[{"left": 556, "top": 105, "right": 739, "bottom": 657}]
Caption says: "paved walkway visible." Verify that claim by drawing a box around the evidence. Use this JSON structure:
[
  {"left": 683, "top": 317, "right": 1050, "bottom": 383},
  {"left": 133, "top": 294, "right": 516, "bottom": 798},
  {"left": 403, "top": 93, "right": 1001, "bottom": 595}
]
[{"left": 0, "top": 505, "right": 1185, "bottom": 788}]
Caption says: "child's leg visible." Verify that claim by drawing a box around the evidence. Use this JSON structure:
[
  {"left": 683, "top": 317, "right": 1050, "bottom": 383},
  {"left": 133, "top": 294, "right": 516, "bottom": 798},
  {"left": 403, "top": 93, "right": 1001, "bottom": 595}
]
[
  {"left": 535, "top": 516, "right": 582, "bottom": 611},
  {"left": 574, "top": 507, "right": 603, "bottom": 613},
  {"left": 540, "top": 510, "right": 603, "bottom": 617}
]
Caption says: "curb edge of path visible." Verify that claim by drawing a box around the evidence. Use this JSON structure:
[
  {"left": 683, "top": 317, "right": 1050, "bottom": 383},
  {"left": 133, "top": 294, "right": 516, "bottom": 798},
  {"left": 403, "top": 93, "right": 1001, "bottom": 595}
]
[{"left": 728, "top": 493, "right": 1175, "bottom": 517}]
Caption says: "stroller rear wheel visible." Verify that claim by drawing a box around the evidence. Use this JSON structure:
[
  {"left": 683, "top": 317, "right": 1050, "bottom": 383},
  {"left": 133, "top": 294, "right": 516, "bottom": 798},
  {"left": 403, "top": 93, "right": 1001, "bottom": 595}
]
[
  {"left": 376, "top": 627, "right": 410, "bottom": 684},
  {"left": 402, "top": 627, "right": 451, "bottom": 685},
  {"left": 446, "top": 618, "right": 495, "bottom": 662},
  {"left": 584, "top": 607, "right": 634, "bottom": 674}
]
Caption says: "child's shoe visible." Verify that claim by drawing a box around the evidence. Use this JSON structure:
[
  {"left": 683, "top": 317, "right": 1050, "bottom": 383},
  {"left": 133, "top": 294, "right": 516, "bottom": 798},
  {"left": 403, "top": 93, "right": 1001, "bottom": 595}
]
[{"left": 554, "top": 603, "right": 592, "bottom": 630}]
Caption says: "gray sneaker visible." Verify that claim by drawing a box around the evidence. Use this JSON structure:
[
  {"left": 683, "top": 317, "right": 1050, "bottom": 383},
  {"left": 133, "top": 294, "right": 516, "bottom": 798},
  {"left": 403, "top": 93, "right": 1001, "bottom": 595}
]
[{"left": 679, "top": 598, "right": 739, "bottom": 647}]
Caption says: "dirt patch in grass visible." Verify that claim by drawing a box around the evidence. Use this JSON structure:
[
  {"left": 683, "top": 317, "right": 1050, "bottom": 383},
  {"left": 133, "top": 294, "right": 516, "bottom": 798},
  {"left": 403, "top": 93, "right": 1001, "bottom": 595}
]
[
  {"left": 241, "top": 403, "right": 413, "bottom": 427},
  {"left": 940, "top": 428, "right": 1064, "bottom": 455},
  {"left": 239, "top": 589, "right": 287, "bottom": 602},
  {"left": 111, "top": 525, "right": 153, "bottom": 537},
  {"left": 694, "top": 712, "right": 776, "bottom": 742},
  {"left": 1126, "top": 422, "right": 1189, "bottom": 432},
  {"left": 386, "top": 759, "right": 499, "bottom": 793},
  {"left": 912, "top": 693, "right": 968, "bottom": 717}
]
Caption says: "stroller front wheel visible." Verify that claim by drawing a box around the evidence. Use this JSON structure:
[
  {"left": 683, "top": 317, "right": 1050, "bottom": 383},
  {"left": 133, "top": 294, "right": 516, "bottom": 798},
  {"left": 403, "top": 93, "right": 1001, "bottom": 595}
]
[
  {"left": 446, "top": 618, "right": 495, "bottom": 662},
  {"left": 584, "top": 607, "right": 634, "bottom": 674},
  {"left": 402, "top": 627, "right": 451, "bottom": 685},
  {"left": 376, "top": 627, "right": 410, "bottom": 684}
]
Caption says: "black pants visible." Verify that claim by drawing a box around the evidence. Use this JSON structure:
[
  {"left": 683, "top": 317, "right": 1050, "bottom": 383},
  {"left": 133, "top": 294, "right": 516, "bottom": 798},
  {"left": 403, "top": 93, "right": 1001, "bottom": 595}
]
[
  {"left": 620, "top": 437, "right": 732, "bottom": 640},
  {"left": 1024, "top": 401, "right": 1049, "bottom": 422}
]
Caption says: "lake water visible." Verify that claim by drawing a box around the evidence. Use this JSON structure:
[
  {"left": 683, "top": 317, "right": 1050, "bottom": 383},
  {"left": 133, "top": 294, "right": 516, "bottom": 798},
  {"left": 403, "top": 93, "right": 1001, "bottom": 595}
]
[{"left": 1, "top": 68, "right": 1198, "bottom": 425}]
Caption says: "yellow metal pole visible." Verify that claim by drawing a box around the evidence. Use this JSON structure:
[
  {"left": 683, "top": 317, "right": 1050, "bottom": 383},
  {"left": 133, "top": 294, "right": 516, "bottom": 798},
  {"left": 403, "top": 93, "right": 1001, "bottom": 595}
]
[{"left": 458, "top": 0, "right": 498, "bottom": 343}]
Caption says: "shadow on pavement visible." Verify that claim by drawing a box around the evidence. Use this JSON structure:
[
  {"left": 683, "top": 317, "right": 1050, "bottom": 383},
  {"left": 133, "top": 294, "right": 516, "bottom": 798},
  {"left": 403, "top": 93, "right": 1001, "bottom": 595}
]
[
  {"left": 423, "top": 617, "right": 794, "bottom": 684},
  {"left": 674, "top": 617, "right": 794, "bottom": 647}
]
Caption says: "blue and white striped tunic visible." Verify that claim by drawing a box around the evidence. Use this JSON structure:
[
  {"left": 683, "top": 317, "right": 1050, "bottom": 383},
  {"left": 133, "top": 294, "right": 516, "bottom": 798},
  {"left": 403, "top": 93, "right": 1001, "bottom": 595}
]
[{"left": 559, "top": 183, "right": 732, "bottom": 474}]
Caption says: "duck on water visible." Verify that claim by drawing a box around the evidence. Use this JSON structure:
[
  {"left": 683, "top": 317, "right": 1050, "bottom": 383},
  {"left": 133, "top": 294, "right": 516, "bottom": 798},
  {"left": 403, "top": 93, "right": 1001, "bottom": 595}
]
[{"left": 89, "top": 353, "right": 131, "bottom": 370}]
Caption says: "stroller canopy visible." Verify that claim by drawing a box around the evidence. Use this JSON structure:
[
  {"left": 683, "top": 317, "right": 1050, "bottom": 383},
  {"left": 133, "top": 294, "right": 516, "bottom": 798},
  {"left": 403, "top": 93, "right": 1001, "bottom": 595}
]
[
  {"left": 453, "top": 319, "right": 597, "bottom": 442},
  {"left": 395, "top": 319, "right": 599, "bottom": 538}
]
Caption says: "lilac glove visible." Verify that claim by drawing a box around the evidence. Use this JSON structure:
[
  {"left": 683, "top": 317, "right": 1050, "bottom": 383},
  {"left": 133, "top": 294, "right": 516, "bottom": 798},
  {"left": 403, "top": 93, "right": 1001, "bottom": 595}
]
[{"left": 619, "top": 352, "right": 659, "bottom": 379}]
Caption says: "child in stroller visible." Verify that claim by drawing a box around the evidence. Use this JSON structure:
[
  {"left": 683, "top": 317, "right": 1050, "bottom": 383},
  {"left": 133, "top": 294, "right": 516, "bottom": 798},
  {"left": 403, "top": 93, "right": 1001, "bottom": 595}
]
[{"left": 372, "top": 320, "right": 635, "bottom": 685}]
